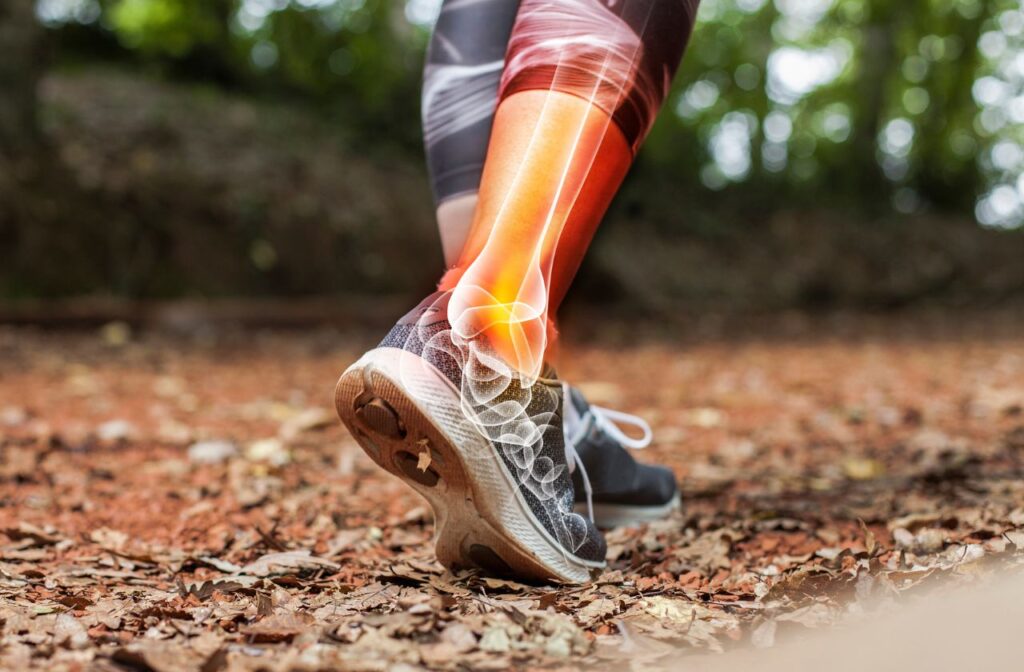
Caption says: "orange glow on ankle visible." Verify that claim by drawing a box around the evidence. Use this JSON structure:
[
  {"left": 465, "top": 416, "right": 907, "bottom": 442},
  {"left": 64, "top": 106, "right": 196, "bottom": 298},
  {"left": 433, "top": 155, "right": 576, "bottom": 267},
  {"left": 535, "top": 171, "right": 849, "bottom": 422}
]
[{"left": 447, "top": 90, "right": 631, "bottom": 378}]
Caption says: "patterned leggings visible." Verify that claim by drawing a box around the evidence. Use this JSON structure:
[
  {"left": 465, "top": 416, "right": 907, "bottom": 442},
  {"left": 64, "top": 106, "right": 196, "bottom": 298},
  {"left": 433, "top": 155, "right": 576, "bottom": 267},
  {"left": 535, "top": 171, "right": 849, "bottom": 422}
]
[{"left": 422, "top": 0, "right": 701, "bottom": 205}]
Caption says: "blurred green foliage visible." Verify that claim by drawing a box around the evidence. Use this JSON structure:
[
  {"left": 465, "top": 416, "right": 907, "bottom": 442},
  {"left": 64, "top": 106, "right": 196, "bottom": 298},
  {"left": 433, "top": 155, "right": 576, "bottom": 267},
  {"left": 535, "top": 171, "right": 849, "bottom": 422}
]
[
  {"left": 643, "top": 0, "right": 1021, "bottom": 228},
  {"left": 38, "top": 0, "right": 1024, "bottom": 228},
  {"left": 107, "top": 0, "right": 227, "bottom": 56},
  {"left": 47, "top": 0, "right": 427, "bottom": 147},
  {"left": 1, "top": 0, "right": 1020, "bottom": 302}
]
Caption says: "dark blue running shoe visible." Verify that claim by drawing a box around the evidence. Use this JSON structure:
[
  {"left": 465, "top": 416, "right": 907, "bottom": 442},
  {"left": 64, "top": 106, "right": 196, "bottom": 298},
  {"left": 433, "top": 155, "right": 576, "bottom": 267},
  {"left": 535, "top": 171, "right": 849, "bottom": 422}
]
[{"left": 563, "top": 387, "right": 680, "bottom": 528}]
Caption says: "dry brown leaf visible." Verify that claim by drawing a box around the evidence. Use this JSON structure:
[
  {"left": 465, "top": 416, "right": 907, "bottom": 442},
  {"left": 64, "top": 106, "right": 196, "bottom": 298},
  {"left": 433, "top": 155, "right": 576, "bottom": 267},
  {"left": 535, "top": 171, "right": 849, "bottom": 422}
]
[{"left": 239, "top": 550, "right": 340, "bottom": 577}]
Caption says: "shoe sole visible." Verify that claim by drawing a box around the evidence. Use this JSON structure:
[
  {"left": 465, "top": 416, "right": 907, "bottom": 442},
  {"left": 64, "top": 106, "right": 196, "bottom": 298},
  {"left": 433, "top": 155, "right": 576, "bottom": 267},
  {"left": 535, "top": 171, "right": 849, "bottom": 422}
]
[
  {"left": 334, "top": 347, "right": 603, "bottom": 584},
  {"left": 575, "top": 493, "right": 681, "bottom": 529}
]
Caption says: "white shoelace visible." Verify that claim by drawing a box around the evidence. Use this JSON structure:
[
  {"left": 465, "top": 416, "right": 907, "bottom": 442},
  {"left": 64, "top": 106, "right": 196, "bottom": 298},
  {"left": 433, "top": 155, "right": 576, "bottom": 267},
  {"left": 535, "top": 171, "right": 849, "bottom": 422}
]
[
  {"left": 589, "top": 406, "right": 653, "bottom": 450},
  {"left": 562, "top": 384, "right": 653, "bottom": 523}
]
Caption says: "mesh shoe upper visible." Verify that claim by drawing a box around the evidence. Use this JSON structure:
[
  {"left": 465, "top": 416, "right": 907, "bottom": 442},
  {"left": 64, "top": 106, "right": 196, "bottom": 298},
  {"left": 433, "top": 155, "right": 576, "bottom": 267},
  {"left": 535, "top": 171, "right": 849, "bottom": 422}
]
[
  {"left": 565, "top": 387, "right": 679, "bottom": 509},
  {"left": 378, "top": 291, "right": 606, "bottom": 564}
]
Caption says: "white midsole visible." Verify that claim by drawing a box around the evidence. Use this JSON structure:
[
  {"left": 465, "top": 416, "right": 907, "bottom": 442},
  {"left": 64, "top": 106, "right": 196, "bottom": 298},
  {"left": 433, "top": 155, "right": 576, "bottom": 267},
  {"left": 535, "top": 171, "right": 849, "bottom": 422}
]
[
  {"left": 575, "top": 493, "right": 681, "bottom": 529},
  {"left": 347, "top": 346, "right": 604, "bottom": 581}
]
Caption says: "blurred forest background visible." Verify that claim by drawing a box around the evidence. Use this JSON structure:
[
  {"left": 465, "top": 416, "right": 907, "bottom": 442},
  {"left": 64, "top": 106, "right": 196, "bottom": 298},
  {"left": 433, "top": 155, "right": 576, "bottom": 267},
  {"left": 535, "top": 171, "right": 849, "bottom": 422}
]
[{"left": 2, "top": 0, "right": 1024, "bottom": 311}]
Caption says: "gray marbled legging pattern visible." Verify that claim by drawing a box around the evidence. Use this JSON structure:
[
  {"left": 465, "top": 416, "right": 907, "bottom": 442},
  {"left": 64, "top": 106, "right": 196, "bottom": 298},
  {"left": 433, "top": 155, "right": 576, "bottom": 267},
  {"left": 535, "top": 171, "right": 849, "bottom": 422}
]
[{"left": 422, "top": 0, "right": 700, "bottom": 205}]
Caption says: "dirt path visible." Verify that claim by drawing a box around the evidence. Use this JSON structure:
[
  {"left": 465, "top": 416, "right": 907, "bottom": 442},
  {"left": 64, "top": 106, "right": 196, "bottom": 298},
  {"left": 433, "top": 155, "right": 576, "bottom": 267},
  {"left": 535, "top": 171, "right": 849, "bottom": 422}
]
[{"left": 2, "top": 314, "right": 1023, "bottom": 670}]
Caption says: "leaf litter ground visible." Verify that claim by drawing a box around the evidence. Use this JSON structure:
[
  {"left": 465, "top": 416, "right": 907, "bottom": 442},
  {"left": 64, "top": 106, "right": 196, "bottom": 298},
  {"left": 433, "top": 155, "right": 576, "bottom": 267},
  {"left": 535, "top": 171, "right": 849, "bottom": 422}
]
[{"left": 2, "top": 311, "right": 1024, "bottom": 670}]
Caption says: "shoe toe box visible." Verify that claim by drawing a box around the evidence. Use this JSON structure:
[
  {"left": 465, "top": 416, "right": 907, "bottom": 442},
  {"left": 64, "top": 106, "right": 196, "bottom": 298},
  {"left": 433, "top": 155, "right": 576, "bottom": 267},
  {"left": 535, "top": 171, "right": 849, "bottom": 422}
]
[{"left": 629, "top": 462, "right": 679, "bottom": 507}]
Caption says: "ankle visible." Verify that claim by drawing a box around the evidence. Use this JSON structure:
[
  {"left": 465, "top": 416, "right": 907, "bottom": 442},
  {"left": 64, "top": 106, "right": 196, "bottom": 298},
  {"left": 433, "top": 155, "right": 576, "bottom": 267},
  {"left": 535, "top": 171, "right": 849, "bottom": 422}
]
[{"left": 437, "top": 266, "right": 465, "bottom": 292}]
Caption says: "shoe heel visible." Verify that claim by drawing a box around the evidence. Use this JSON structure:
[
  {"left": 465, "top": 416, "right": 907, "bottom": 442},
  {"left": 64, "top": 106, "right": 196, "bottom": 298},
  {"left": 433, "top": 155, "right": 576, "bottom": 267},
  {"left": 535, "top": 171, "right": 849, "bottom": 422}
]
[
  {"left": 336, "top": 365, "right": 446, "bottom": 489},
  {"left": 334, "top": 351, "right": 597, "bottom": 584}
]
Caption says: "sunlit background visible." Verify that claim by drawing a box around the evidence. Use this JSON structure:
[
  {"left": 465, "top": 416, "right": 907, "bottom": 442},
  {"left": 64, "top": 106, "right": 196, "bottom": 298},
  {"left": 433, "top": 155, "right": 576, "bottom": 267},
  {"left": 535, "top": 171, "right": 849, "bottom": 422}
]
[{"left": 4, "top": 0, "right": 1023, "bottom": 308}]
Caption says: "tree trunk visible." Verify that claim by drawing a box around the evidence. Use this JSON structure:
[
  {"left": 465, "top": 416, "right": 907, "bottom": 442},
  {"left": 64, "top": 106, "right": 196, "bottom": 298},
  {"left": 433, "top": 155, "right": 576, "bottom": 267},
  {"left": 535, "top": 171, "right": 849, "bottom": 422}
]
[
  {"left": 0, "top": 0, "right": 42, "bottom": 160},
  {"left": 849, "top": 0, "right": 897, "bottom": 207},
  {"left": 0, "top": 1, "right": 52, "bottom": 296}
]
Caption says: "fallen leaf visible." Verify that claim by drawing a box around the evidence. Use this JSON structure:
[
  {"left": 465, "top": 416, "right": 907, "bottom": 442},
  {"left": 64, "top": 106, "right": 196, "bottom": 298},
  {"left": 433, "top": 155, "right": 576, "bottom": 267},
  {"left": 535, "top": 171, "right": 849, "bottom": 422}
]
[
  {"left": 240, "top": 612, "right": 315, "bottom": 642},
  {"left": 54, "top": 613, "right": 89, "bottom": 650},
  {"left": 416, "top": 447, "right": 432, "bottom": 472},
  {"left": 240, "top": 550, "right": 340, "bottom": 577},
  {"left": 187, "top": 440, "right": 238, "bottom": 464}
]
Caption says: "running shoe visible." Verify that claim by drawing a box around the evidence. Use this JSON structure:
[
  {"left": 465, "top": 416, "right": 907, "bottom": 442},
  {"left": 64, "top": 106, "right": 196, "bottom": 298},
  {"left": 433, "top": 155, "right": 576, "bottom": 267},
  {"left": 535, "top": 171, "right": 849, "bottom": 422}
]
[
  {"left": 563, "top": 387, "right": 680, "bottom": 527},
  {"left": 334, "top": 291, "right": 606, "bottom": 584}
]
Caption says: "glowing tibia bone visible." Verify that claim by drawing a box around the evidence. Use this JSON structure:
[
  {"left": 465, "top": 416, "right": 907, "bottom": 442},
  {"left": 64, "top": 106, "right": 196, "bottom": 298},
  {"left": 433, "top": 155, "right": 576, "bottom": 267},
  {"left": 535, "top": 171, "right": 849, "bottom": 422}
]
[
  {"left": 446, "top": 87, "right": 629, "bottom": 381},
  {"left": 446, "top": 0, "right": 695, "bottom": 379}
]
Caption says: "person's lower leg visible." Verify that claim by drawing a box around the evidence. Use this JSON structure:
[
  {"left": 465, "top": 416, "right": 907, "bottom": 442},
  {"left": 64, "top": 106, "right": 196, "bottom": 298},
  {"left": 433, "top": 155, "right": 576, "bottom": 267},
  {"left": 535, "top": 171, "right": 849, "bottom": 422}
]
[
  {"left": 422, "top": 0, "right": 520, "bottom": 268},
  {"left": 442, "top": 0, "right": 700, "bottom": 380},
  {"left": 440, "top": 90, "right": 631, "bottom": 379}
]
